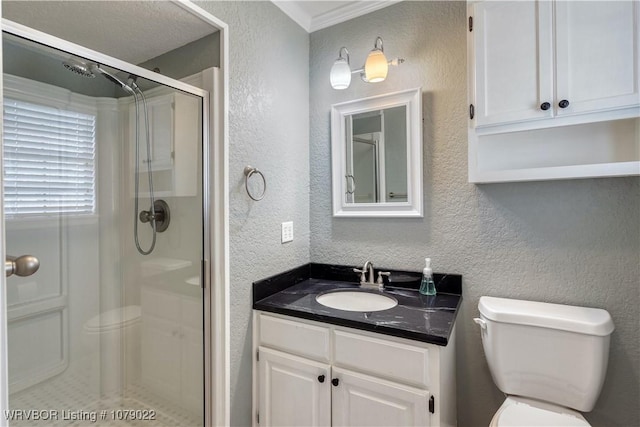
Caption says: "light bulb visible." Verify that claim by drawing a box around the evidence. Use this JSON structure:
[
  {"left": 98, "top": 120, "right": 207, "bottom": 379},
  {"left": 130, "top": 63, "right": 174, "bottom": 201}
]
[
  {"left": 364, "top": 48, "right": 388, "bottom": 83},
  {"left": 330, "top": 57, "right": 351, "bottom": 89}
]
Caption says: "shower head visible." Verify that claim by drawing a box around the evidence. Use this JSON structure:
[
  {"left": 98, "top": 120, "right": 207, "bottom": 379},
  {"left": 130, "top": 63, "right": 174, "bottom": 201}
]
[
  {"left": 90, "top": 64, "right": 134, "bottom": 93},
  {"left": 63, "top": 58, "right": 139, "bottom": 95},
  {"left": 62, "top": 58, "right": 96, "bottom": 78}
]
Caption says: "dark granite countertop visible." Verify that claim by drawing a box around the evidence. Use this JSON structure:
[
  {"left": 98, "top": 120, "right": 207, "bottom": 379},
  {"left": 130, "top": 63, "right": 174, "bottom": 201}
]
[{"left": 253, "top": 263, "right": 462, "bottom": 346}]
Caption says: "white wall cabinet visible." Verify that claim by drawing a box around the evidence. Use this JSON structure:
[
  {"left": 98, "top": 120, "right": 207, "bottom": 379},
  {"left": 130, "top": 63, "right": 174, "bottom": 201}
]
[
  {"left": 471, "top": 0, "right": 554, "bottom": 128},
  {"left": 252, "top": 311, "right": 456, "bottom": 427},
  {"left": 471, "top": 0, "right": 639, "bottom": 130},
  {"left": 554, "top": 1, "right": 640, "bottom": 117},
  {"left": 468, "top": 0, "right": 640, "bottom": 183},
  {"left": 128, "top": 92, "right": 200, "bottom": 196}
]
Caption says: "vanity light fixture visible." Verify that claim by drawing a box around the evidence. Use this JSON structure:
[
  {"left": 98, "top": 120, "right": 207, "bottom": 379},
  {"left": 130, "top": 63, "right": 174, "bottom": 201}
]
[
  {"left": 330, "top": 37, "right": 404, "bottom": 90},
  {"left": 329, "top": 47, "right": 352, "bottom": 90}
]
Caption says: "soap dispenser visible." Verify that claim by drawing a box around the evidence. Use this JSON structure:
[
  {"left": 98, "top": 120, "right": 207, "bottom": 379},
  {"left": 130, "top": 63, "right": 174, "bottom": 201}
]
[{"left": 419, "top": 258, "right": 436, "bottom": 296}]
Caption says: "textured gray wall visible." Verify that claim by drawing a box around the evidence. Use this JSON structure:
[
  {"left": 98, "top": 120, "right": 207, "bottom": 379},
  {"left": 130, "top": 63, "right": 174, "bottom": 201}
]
[
  {"left": 309, "top": 2, "right": 639, "bottom": 426},
  {"left": 193, "top": 2, "right": 310, "bottom": 426}
]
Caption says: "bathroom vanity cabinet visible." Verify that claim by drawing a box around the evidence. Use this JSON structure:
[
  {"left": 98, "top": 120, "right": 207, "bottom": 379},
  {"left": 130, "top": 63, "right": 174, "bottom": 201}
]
[
  {"left": 467, "top": 0, "right": 640, "bottom": 183},
  {"left": 140, "top": 285, "right": 202, "bottom": 414},
  {"left": 252, "top": 311, "right": 457, "bottom": 427}
]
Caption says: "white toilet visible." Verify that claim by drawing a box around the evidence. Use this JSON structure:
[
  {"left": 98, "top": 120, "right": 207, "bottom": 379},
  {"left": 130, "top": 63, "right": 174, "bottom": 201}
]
[
  {"left": 474, "top": 296, "right": 615, "bottom": 427},
  {"left": 83, "top": 305, "right": 141, "bottom": 396}
]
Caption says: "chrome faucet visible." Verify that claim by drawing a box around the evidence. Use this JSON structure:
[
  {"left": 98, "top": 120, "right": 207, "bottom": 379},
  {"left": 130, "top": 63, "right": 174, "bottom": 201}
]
[{"left": 354, "top": 261, "right": 388, "bottom": 290}]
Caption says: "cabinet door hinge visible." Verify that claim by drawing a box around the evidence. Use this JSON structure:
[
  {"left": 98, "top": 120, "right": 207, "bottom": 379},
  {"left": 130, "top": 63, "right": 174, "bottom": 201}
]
[
  {"left": 468, "top": 16, "right": 473, "bottom": 32},
  {"left": 429, "top": 396, "right": 435, "bottom": 414},
  {"left": 256, "top": 412, "right": 259, "bottom": 424},
  {"left": 256, "top": 350, "right": 259, "bottom": 361},
  {"left": 469, "top": 104, "right": 475, "bottom": 120}
]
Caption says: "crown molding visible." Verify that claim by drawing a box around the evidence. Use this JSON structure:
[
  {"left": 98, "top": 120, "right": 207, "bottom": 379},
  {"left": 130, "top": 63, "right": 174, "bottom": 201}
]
[
  {"left": 310, "top": 1, "right": 402, "bottom": 32},
  {"left": 272, "top": 1, "right": 313, "bottom": 32},
  {"left": 272, "top": 1, "right": 403, "bottom": 33}
]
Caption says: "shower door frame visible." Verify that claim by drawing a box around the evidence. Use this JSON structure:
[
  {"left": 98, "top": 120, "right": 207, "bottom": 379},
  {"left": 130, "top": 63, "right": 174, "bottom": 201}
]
[{"left": 0, "top": 1, "right": 230, "bottom": 425}]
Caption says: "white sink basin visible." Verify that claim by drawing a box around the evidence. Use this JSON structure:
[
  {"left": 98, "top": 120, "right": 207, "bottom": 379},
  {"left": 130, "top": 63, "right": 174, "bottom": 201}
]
[{"left": 316, "top": 290, "right": 398, "bottom": 312}]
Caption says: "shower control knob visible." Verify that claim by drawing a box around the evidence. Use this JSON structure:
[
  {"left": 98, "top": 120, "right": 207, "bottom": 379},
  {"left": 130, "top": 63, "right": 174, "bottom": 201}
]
[
  {"left": 5, "top": 255, "right": 40, "bottom": 278},
  {"left": 138, "top": 200, "right": 171, "bottom": 233}
]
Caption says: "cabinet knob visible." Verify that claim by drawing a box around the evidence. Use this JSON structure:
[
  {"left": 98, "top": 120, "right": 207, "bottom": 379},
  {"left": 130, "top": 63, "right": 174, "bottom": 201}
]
[
  {"left": 540, "top": 102, "right": 551, "bottom": 111},
  {"left": 558, "top": 99, "right": 570, "bottom": 109},
  {"left": 317, "top": 375, "right": 325, "bottom": 383},
  {"left": 331, "top": 378, "right": 339, "bottom": 387}
]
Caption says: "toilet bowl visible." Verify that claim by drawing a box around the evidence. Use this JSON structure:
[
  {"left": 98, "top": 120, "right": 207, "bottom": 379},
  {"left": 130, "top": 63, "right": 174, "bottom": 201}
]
[
  {"left": 83, "top": 305, "right": 141, "bottom": 396},
  {"left": 475, "top": 296, "right": 614, "bottom": 427}
]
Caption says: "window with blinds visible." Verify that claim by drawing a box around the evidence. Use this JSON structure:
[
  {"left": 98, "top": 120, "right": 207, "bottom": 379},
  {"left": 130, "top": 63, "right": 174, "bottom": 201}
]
[{"left": 3, "top": 98, "right": 96, "bottom": 217}]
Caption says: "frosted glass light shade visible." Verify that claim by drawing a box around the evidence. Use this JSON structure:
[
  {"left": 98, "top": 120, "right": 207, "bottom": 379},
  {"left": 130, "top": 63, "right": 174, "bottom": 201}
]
[
  {"left": 330, "top": 58, "right": 351, "bottom": 90},
  {"left": 364, "top": 49, "right": 388, "bottom": 83}
]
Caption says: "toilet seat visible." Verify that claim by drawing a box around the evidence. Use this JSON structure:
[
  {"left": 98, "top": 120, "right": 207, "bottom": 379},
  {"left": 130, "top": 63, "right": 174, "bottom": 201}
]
[
  {"left": 84, "top": 305, "right": 141, "bottom": 333},
  {"left": 490, "top": 397, "right": 590, "bottom": 427}
]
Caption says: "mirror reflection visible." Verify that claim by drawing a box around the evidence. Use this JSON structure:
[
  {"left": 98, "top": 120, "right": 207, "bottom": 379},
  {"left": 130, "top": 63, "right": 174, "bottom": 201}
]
[
  {"left": 331, "top": 88, "right": 422, "bottom": 217},
  {"left": 346, "top": 106, "right": 407, "bottom": 203}
]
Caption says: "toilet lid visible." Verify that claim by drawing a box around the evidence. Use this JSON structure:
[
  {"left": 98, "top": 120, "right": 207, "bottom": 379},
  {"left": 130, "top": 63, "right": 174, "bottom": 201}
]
[
  {"left": 491, "top": 397, "right": 590, "bottom": 427},
  {"left": 84, "top": 305, "right": 141, "bottom": 332}
]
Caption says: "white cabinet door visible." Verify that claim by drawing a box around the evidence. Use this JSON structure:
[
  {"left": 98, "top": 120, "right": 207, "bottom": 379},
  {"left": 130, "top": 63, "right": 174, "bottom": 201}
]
[
  {"left": 331, "top": 367, "right": 430, "bottom": 427},
  {"left": 141, "top": 313, "right": 181, "bottom": 399},
  {"left": 258, "top": 347, "right": 331, "bottom": 427},
  {"left": 147, "top": 99, "right": 173, "bottom": 169},
  {"left": 555, "top": 1, "right": 640, "bottom": 116},
  {"left": 472, "top": 0, "right": 554, "bottom": 127},
  {"left": 130, "top": 94, "right": 173, "bottom": 171}
]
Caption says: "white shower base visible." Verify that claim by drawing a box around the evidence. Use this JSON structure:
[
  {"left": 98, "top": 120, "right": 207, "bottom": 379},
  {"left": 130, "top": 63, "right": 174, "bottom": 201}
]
[{"left": 9, "top": 367, "right": 200, "bottom": 427}]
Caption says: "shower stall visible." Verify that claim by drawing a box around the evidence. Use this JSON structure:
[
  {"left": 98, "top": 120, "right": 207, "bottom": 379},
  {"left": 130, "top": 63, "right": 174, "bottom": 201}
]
[{"left": 1, "top": 19, "right": 210, "bottom": 427}]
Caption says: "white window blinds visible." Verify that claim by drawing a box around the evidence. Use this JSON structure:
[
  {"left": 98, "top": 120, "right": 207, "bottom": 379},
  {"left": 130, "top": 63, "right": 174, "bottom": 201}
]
[{"left": 3, "top": 98, "right": 96, "bottom": 217}]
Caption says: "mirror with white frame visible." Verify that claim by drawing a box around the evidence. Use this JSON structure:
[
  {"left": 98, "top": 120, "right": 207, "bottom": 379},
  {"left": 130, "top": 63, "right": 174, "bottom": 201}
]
[{"left": 331, "top": 88, "right": 423, "bottom": 217}]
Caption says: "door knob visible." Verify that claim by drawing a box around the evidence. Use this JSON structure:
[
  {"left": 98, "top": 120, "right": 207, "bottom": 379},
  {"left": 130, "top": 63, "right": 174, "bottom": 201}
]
[
  {"left": 317, "top": 375, "right": 325, "bottom": 383},
  {"left": 5, "top": 255, "right": 40, "bottom": 277},
  {"left": 558, "top": 99, "right": 570, "bottom": 109},
  {"left": 540, "top": 102, "right": 551, "bottom": 111},
  {"left": 332, "top": 378, "right": 339, "bottom": 386}
]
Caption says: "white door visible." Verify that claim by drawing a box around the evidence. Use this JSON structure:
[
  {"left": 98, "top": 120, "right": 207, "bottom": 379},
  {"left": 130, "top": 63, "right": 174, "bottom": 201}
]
[
  {"left": 258, "top": 347, "right": 331, "bottom": 427},
  {"left": 472, "top": 0, "right": 554, "bottom": 127},
  {"left": 555, "top": 1, "right": 640, "bottom": 116},
  {"left": 331, "top": 367, "right": 430, "bottom": 427}
]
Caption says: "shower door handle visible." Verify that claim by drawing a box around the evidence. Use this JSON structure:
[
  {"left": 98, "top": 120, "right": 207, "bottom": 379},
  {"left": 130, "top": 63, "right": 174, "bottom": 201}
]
[{"left": 5, "top": 255, "right": 40, "bottom": 277}]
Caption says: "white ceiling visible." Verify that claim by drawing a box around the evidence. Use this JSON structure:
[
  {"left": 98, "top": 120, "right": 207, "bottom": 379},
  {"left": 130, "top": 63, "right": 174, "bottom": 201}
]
[
  {"left": 2, "top": 1, "right": 400, "bottom": 62},
  {"left": 272, "top": 0, "right": 403, "bottom": 33},
  {"left": 2, "top": 1, "right": 217, "bottom": 64}
]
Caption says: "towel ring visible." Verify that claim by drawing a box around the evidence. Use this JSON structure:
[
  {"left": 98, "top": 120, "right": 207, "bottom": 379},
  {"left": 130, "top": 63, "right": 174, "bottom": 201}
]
[{"left": 244, "top": 166, "right": 266, "bottom": 201}]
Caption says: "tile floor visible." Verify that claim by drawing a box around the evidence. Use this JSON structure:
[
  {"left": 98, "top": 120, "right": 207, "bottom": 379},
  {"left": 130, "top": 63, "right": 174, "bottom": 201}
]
[{"left": 9, "top": 368, "right": 200, "bottom": 427}]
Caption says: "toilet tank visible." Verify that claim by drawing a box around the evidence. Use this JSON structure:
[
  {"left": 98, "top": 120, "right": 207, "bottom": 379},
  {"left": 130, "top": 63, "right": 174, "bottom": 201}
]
[{"left": 477, "top": 296, "right": 614, "bottom": 412}]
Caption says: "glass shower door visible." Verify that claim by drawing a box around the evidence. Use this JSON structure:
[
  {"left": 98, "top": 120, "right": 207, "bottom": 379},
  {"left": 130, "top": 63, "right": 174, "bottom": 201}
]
[{"left": 2, "top": 30, "right": 205, "bottom": 427}]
